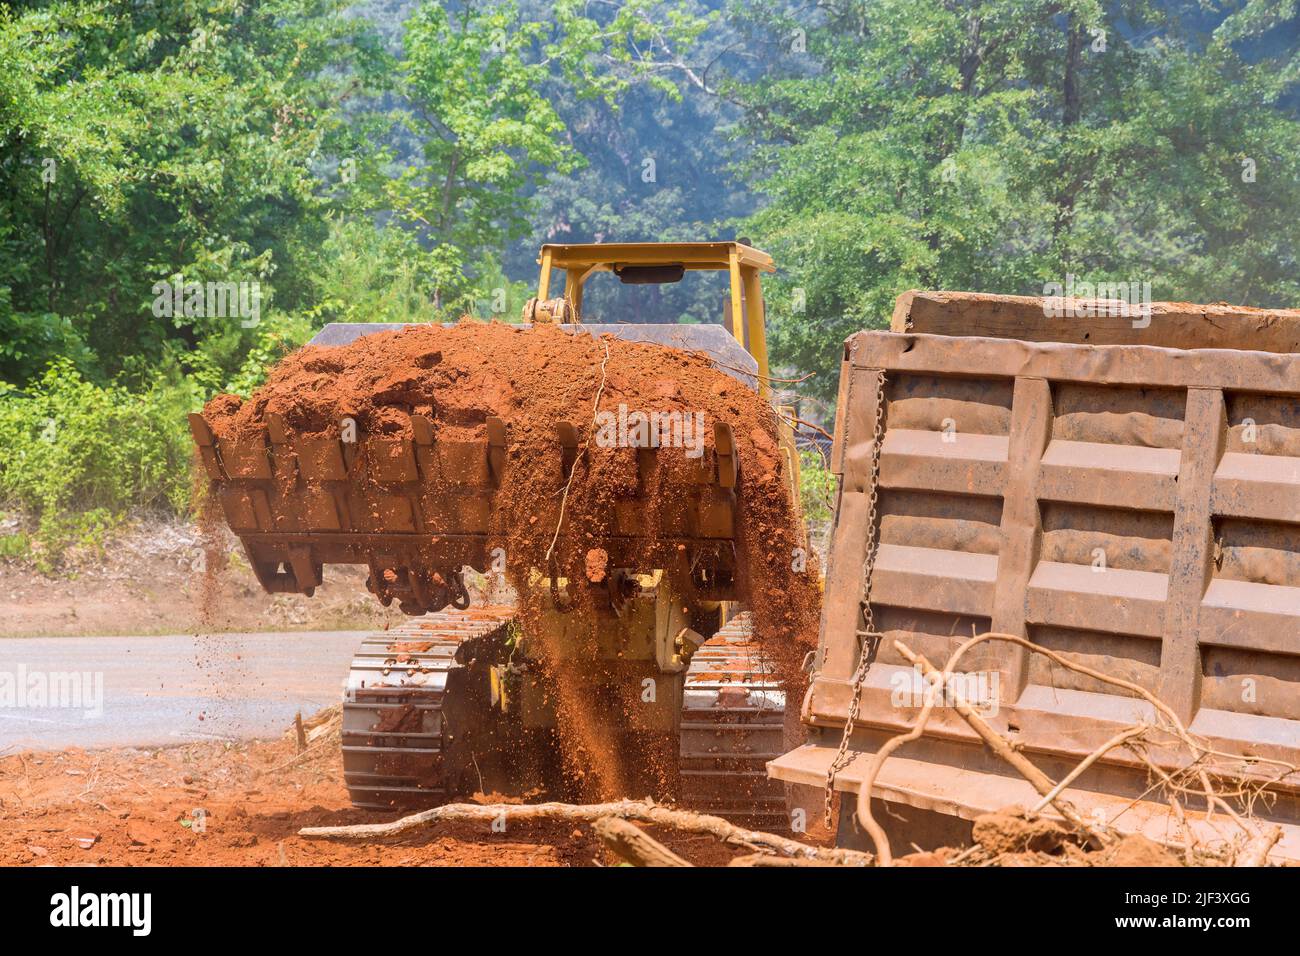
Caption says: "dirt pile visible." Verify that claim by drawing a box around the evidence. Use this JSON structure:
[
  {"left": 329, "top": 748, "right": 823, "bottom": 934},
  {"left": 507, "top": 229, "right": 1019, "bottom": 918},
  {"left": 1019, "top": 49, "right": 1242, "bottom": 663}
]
[
  {"left": 894, "top": 807, "right": 1188, "bottom": 867},
  {"left": 971, "top": 808, "right": 1072, "bottom": 856},
  {"left": 201, "top": 320, "right": 822, "bottom": 799}
]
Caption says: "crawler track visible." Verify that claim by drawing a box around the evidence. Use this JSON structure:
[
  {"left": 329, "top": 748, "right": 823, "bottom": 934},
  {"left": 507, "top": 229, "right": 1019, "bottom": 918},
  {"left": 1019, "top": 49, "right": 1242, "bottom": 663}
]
[
  {"left": 679, "top": 612, "right": 789, "bottom": 828},
  {"left": 343, "top": 607, "right": 788, "bottom": 823},
  {"left": 341, "top": 607, "right": 515, "bottom": 810}
]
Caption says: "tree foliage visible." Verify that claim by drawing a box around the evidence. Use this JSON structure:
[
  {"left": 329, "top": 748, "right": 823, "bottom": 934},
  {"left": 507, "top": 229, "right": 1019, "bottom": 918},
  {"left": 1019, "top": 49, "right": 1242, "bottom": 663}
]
[
  {"left": 726, "top": 0, "right": 1300, "bottom": 397},
  {"left": 1, "top": 0, "right": 1299, "bottom": 558},
  {"left": 0, "top": 0, "right": 389, "bottom": 385}
]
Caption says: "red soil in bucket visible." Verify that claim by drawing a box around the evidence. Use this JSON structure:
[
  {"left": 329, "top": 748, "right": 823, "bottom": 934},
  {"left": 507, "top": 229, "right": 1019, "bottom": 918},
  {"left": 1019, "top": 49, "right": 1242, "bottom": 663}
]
[{"left": 202, "top": 319, "right": 822, "bottom": 798}]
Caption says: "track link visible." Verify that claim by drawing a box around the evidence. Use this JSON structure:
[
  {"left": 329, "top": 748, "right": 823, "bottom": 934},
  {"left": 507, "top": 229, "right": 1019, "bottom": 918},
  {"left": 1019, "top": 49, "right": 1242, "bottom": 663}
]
[
  {"left": 342, "top": 607, "right": 515, "bottom": 810},
  {"left": 679, "top": 612, "right": 789, "bottom": 828},
  {"left": 344, "top": 606, "right": 788, "bottom": 822}
]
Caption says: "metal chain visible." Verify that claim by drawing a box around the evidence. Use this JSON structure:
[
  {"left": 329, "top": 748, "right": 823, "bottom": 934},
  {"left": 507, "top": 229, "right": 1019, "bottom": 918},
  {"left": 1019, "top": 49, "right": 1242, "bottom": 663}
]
[{"left": 823, "top": 368, "right": 888, "bottom": 830}]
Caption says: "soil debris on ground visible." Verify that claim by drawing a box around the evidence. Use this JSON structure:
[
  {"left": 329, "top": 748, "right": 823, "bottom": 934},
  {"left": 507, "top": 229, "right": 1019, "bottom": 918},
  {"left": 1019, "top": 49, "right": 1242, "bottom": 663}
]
[{"left": 0, "top": 707, "right": 792, "bottom": 868}]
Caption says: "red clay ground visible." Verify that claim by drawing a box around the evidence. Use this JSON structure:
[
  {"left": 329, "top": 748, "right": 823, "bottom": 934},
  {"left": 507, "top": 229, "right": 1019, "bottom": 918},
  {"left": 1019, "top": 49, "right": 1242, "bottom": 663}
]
[
  {"left": 0, "top": 719, "right": 1195, "bottom": 867},
  {"left": 0, "top": 711, "right": 764, "bottom": 867}
]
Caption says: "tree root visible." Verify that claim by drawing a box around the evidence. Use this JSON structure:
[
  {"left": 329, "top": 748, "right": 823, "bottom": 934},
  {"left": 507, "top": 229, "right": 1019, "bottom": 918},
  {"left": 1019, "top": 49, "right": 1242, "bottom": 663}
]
[
  {"left": 298, "top": 798, "right": 873, "bottom": 866},
  {"left": 851, "top": 631, "right": 1295, "bottom": 866}
]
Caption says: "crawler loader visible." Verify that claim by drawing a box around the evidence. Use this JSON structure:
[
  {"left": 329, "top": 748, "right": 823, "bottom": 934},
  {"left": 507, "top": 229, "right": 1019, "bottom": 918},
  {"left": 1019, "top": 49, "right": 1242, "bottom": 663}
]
[{"left": 190, "top": 242, "right": 799, "bottom": 824}]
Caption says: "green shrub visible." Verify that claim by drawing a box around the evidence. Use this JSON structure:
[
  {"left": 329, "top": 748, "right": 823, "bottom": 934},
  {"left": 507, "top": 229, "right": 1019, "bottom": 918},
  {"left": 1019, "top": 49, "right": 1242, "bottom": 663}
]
[
  {"left": 0, "top": 360, "right": 197, "bottom": 569},
  {"left": 181, "top": 310, "right": 314, "bottom": 399},
  {"left": 0, "top": 530, "right": 31, "bottom": 561},
  {"left": 799, "top": 448, "right": 836, "bottom": 530}
]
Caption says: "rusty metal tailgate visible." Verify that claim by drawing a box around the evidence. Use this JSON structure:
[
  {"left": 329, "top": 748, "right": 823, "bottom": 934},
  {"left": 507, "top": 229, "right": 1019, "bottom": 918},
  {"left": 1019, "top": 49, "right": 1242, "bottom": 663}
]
[{"left": 773, "top": 329, "right": 1300, "bottom": 859}]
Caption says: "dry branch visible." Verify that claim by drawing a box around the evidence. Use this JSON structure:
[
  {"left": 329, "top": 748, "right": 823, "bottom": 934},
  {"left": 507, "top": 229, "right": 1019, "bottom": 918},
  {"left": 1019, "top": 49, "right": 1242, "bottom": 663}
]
[
  {"left": 298, "top": 799, "right": 873, "bottom": 866},
  {"left": 594, "top": 817, "right": 691, "bottom": 867},
  {"left": 849, "top": 629, "right": 1292, "bottom": 866},
  {"left": 1029, "top": 726, "right": 1150, "bottom": 816},
  {"left": 891, "top": 642, "right": 1112, "bottom": 852},
  {"left": 850, "top": 659, "right": 948, "bottom": 865},
  {"left": 1236, "top": 826, "right": 1282, "bottom": 867}
]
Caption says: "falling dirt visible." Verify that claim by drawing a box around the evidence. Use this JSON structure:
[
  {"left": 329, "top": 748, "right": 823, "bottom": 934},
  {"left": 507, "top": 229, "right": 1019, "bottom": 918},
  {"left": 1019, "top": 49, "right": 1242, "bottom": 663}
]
[
  {"left": 192, "top": 455, "right": 225, "bottom": 633},
  {"left": 584, "top": 547, "right": 608, "bottom": 583},
  {"left": 201, "top": 320, "right": 823, "bottom": 802}
]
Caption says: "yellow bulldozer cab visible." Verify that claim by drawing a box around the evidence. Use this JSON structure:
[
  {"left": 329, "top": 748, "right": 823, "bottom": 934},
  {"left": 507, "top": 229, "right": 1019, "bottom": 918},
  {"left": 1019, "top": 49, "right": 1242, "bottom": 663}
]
[
  {"left": 527, "top": 240, "right": 804, "bottom": 577},
  {"left": 529, "top": 241, "right": 776, "bottom": 396}
]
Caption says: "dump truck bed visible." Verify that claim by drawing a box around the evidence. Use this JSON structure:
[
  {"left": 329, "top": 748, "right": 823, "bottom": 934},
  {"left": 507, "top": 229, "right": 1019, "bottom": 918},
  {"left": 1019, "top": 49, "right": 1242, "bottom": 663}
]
[
  {"left": 773, "top": 315, "right": 1300, "bottom": 861},
  {"left": 892, "top": 289, "right": 1300, "bottom": 352}
]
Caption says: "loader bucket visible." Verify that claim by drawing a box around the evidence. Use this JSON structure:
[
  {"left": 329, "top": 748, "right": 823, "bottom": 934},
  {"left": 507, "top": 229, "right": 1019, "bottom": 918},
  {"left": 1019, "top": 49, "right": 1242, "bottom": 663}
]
[{"left": 189, "top": 320, "right": 766, "bottom": 616}]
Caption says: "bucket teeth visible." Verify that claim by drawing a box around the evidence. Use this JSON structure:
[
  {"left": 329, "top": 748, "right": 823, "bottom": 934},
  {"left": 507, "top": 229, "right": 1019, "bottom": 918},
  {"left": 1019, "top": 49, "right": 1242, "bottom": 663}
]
[{"left": 195, "top": 398, "right": 744, "bottom": 607}]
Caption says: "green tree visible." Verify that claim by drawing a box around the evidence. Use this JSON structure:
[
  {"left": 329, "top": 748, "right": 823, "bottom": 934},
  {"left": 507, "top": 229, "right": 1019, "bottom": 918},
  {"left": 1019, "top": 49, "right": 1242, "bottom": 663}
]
[
  {"left": 508, "top": 0, "right": 758, "bottom": 325},
  {"left": 375, "top": 0, "right": 716, "bottom": 312},
  {"left": 727, "top": 1, "right": 1300, "bottom": 398},
  {"left": 0, "top": 0, "right": 388, "bottom": 385}
]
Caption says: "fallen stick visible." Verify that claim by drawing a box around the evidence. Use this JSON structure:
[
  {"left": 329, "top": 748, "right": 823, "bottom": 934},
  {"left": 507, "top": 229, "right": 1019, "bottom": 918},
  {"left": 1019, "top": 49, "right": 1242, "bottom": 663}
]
[
  {"left": 594, "top": 817, "right": 692, "bottom": 867},
  {"left": 298, "top": 799, "right": 873, "bottom": 866},
  {"left": 887, "top": 643, "right": 1112, "bottom": 851},
  {"left": 1236, "top": 825, "right": 1282, "bottom": 867}
]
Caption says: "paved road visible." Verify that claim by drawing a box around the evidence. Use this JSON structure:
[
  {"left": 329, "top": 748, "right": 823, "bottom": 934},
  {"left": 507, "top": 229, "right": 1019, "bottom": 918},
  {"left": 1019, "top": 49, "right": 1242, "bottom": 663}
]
[{"left": 0, "top": 631, "right": 368, "bottom": 753}]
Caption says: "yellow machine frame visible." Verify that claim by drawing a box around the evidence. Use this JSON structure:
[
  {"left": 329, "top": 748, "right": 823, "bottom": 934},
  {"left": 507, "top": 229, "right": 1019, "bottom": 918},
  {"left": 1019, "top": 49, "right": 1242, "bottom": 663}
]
[
  {"left": 531, "top": 240, "right": 803, "bottom": 546},
  {"left": 533, "top": 241, "right": 776, "bottom": 396}
]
